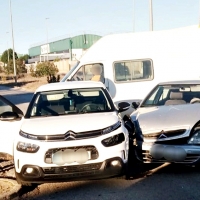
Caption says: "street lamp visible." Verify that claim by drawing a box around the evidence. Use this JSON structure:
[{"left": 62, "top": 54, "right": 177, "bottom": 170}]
[
  {"left": 6, "top": 32, "right": 9, "bottom": 63},
  {"left": 199, "top": 0, "right": 200, "bottom": 27},
  {"left": 149, "top": 0, "right": 153, "bottom": 31},
  {"left": 9, "top": 0, "right": 17, "bottom": 83},
  {"left": 45, "top": 18, "right": 49, "bottom": 61},
  {"left": 133, "top": 0, "right": 135, "bottom": 32}
]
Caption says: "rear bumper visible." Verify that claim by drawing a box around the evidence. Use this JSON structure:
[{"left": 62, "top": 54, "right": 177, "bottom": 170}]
[
  {"left": 15, "top": 157, "right": 124, "bottom": 184},
  {"left": 135, "top": 142, "right": 200, "bottom": 164}
]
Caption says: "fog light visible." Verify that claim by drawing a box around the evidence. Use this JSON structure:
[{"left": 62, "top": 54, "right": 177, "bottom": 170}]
[
  {"left": 26, "top": 167, "right": 33, "bottom": 174},
  {"left": 111, "top": 160, "right": 120, "bottom": 166},
  {"left": 23, "top": 167, "right": 40, "bottom": 178}
]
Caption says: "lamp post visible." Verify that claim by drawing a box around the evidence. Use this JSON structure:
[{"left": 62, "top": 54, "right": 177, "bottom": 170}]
[
  {"left": 45, "top": 18, "right": 49, "bottom": 61},
  {"left": 199, "top": 0, "right": 200, "bottom": 27},
  {"left": 6, "top": 32, "right": 9, "bottom": 63},
  {"left": 133, "top": 0, "right": 135, "bottom": 32},
  {"left": 149, "top": 0, "right": 153, "bottom": 31},
  {"left": 9, "top": 0, "right": 17, "bottom": 83}
]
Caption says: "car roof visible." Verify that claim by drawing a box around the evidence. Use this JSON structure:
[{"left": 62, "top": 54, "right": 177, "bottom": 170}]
[
  {"left": 35, "top": 81, "right": 106, "bottom": 93},
  {"left": 158, "top": 80, "right": 200, "bottom": 85}
]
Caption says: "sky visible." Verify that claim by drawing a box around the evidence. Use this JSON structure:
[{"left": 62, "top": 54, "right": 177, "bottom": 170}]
[{"left": 0, "top": 0, "right": 199, "bottom": 54}]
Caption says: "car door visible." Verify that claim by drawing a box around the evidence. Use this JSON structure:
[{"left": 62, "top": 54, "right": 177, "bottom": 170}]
[{"left": 0, "top": 95, "right": 24, "bottom": 159}]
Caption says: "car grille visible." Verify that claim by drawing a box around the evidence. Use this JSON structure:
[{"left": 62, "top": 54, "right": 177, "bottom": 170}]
[
  {"left": 143, "top": 129, "right": 186, "bottom": 140},
  {"left": 43, "top": 162, "right": 102, "bottom": 174},
  {"left": 44, "top": 146, "right": 99, "bottom": 164},
  {"left": 33, "top": 129, "right": 102, "bottom": 141},
  {"left": 142, "top": 150, "right": 200, "bottom": 164}
]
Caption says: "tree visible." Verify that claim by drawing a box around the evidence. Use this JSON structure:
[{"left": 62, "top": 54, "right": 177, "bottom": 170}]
[
  {"left": 0, "top": 48, "right": 18, "bottom": 64},
  {"left": 4, "top": 59, "right": 27, "bottom": 75},
  {"left": 18, "top": 54, "right": 30, "bottom": 63},
  {"left": 30, "top": 61, "right": 58, "bottom": 77},
  {"left": 4, "top": 60, "right": 14, "bottom": 75}
]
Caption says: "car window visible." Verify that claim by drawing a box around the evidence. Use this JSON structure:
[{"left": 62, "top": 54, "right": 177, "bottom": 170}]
[
  {"left": 114, "top": 59, "right": 153, "bottom": 82},
  {"left": 141, "top": 84, "right": 200, "bottom": 107},
  {"left": 71, "top": 63, "right": 104, "bottom": 83},
  {"left": 61, "top": 61, "right": 80, "bottom": 81},
  {"left": 0, "top": 99, "right": 13, "bottom": 115},
  {"left": 28, "top": 88, "right": 114, "bottom": 117}
]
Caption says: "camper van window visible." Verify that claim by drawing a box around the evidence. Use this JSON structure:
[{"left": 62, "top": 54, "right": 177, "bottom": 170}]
[
  {"left": 72, "top": 63, "right": 105, "bottom": 83},
  {"left": 61, "top": 61, "right": 80, "bottom": 81},
  {"left": 114, "top": 59, "right": 153, "bottom": 82}
]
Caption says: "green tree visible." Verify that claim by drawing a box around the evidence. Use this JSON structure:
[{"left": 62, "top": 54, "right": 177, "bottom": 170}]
[
  {"left": 31, "top": 61, "right": 58, "bottom": 77},
  {"left": 0, "top": 49, "right": 18, "bottom": 64},
  {"left": 16, "top": 59, "right": 27, "bottom": 74},
  {"left": 4, "top": 60, "right": 14, "bottom": 75},
  {"left": 18, "top": 54, "right": 30, "bottom": 63},
  {"left": 4, "top": 59, "right": 27, "bottom": 75}
]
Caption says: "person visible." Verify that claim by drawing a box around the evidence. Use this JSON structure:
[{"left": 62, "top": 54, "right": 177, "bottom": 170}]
[
  {"left": 143, "top": 61, "right": 152, "bottom": 79},
  {"left": 90, "top": 64, "right": 104, "bottom": 82}
]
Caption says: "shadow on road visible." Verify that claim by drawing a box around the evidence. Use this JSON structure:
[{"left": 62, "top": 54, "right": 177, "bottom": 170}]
[
  {"left": 17, "top": 163, "right": 200, "bottom": 200},
  {"left": 0, "top": 81, "right": 36, "bottom": 89}
]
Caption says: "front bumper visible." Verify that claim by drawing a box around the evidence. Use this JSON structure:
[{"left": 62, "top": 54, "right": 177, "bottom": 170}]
[
  {"left": 135, "top": 142, "right": 200, "bottom": 164},
  {"left": 15, "top": 157, "right": 124, "bottom": 184}
]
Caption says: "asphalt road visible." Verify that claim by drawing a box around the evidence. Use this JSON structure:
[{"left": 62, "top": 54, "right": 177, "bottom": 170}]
[
  {"left": 18, "top": 164, "right": 200, "bottom": 200},
  {"left": 0, "top": 86, "right": 33, "bottom": 113},
  {"left": 1, "top": 86, "right": 200, "bottom": 200}
]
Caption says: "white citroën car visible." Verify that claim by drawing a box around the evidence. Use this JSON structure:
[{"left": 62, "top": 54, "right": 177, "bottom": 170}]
[{"left": 11, "top": 81, "right": 130, "bottom": 186}]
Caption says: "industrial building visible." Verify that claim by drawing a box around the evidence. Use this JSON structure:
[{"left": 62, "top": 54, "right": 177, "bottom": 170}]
[{"left": 28, "top": 34, "right": 102, "bottom": 73}]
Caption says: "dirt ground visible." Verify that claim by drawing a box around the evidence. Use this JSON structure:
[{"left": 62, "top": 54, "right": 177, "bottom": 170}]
[
  {"left": 0, "top": 180, "right": 14, "bottom": 194},
  {"left": 0, "top": 73, "right": 66, "bottom": 92}
]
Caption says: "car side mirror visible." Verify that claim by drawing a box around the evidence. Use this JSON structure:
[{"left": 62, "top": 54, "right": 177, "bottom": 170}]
[
  {"left": 132, "top": 102, "right": 140, "bottom": 109},
  {"left": 118, "top": 102, "right": 130, "bottom": 112},
  {"left": 0, "top": 111, "right": 19, "bottom": 121}
]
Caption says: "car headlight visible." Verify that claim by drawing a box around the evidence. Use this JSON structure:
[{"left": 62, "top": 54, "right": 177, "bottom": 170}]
[
  {"left": 102, "top": 121, "right": 121, "bottom": 135},
  {"left": 101, "top": 133, "right": 125, "bottom": 147},
  {"left": 17, "top": 141, "right": 40, "bottom": 153},
  {"left": 188, "top": 130, "right": 200, "bottom": 144}
]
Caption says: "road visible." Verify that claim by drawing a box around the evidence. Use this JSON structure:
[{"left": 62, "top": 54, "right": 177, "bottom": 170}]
[
  {"left": 0, "top": 86, "right": 33, "bottom": 113},
  {"left": 17, "top": 164, "right": 200, "bottom": 200},
  {"left": 1, "top": 86, "right": 200, "bottom": 200}
]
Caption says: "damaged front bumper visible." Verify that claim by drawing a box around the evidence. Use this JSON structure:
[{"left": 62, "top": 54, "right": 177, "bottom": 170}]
[{"left": 135, "top": 141, "right": 200, "bottom": 164}]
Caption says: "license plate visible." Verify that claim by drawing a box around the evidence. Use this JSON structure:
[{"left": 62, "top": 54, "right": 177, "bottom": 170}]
[{"left": 52, "top": 148, "right": 89, "bottom": 165}]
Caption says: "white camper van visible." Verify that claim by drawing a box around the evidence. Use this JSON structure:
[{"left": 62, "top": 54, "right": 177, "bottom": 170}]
[{"left": 61, "top": 26, "right": 200, "bottom": 109}]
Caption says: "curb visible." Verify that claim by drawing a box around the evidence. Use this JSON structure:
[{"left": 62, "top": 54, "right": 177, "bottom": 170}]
[{"left": 0, "top": 179, "right": 21, "bottom": 200}]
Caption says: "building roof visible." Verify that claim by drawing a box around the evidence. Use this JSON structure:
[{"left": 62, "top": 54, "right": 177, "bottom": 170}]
[{"left": 29, "top": 34, "right": 102, "bottom": 57}]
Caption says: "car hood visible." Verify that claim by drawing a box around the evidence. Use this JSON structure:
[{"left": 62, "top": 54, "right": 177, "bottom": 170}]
[
  {"left": 21, "top": 112, "right": 119, "bottom": 135},
  {"left": 131, "top": 104, "right": 200, "bottom": 134}
]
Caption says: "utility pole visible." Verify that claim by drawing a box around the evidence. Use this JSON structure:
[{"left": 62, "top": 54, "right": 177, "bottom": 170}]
[
  {"left": 133, "top": 0, "right": 135, "bottom": 32},
  {"left": 6, "top": 32, "right": 9, "bottom": 63},
  {"left": 199, "top": 0, "right": 200, "bottom": 27},
  {"left": 45, "top": 18, "right": 49, "bottom": 61},
  {"left": 149, "top": 0, "right": 153, "bottom": 31},
  {"left": 9, "top": 0, "right": 17, "bottom": 83}
]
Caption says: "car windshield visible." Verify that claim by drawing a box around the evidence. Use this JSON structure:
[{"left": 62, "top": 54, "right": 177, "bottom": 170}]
[
  {"left": 28, "top": 87, "right": 114, "bottom": 117},
  {"left": 141, "top": 84, "right": 200, "bottom": 107}
]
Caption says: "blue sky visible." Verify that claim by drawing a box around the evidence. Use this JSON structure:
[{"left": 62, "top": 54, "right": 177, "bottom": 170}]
[{"left": 0, "top": 0, "right": 199, "bottom": 54}]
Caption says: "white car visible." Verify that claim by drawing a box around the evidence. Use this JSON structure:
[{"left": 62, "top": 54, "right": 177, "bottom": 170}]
[
  {"left": 11, "top": 81, "right": 129, "bottom": 186},
  {"left": 0, "top": 95, "right": 23, "bottom": 160}
]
